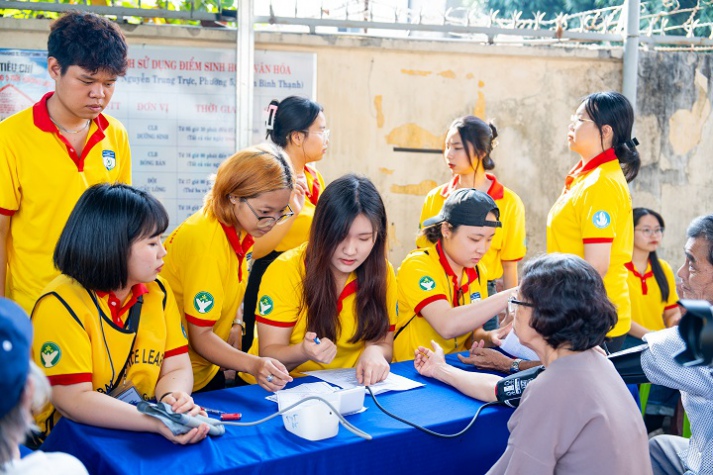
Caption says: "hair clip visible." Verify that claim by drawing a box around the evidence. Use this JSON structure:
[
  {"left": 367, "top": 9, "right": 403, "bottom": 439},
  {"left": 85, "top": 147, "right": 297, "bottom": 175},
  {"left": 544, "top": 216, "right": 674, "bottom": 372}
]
[
  {"left": 626, "top": 137, "right": 639, "bottom": 148},
  {"left": 265, "top": 103, "right": 278, "bottom": 131}
]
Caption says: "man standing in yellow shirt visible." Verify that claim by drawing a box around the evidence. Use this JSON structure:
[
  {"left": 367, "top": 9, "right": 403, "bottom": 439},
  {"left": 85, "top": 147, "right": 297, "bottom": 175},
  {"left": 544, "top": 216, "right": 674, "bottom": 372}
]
[{"left": 0, "top": 12, "right": 131, "bottom": 313}]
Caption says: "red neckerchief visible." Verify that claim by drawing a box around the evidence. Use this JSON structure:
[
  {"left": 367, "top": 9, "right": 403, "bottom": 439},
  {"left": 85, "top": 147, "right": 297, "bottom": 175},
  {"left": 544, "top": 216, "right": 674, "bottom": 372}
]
[
  {"left": 337, "top": 279, "right": 358, "bottom": 313},
  {"left": 33, "top": 91, "right": 109, "bottom": 172},
  {"left": 625, "top": 261, "right": 654, "bottom": 295},
  {"left": 436, "top": 240, "right": 478, "bottom": 307},
  {"left": 304, "top": 165, "right": 321, "bottom": 206},
  {"left": 96, "top": 284, "right": 149, "bottom": 327},
  {"left": 563, "top": 148, "right": 618, "bottom": 192},
  {"left": 439, "top": 173, "right": 504, "bottom": 200},
  {"left": 220, "top": 224, "right": 255, "bottom": 283}
]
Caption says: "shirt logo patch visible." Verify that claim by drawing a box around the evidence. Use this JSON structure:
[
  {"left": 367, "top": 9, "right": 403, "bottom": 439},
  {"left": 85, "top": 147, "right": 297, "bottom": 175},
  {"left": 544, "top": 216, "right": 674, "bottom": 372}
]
[
  {"left": 40, "top": 342, "right": 61, "bottom": 368},
  {"left": 102, "top": 150, "right": 117, "bottom": 171},
  {"left": 592, "top": 211, "right": 611, "bottom": 229},
  {"left": 193, "top": 291, "right": 215, "bottom": 314},
  {"left": 259, "top": 296, "right": 274, "bottom": 316},
  {"left": 419, "top": 276, "right": 436, "bottom": 291},
  {"left": 470, "top": 292, "right": 482, "bottom": 302}
]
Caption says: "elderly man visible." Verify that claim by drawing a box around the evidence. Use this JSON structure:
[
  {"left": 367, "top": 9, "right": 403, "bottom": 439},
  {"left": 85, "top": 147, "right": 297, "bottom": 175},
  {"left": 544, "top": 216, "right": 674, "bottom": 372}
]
[{"left": 646, "top": 215, "right": 713, "bottom": 475}]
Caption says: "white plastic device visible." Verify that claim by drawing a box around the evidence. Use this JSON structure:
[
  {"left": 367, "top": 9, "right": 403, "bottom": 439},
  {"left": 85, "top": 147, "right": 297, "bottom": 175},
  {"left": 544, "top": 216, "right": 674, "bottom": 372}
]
[{"left": 276, "top": 386, "right": 366, "bottom": 441}]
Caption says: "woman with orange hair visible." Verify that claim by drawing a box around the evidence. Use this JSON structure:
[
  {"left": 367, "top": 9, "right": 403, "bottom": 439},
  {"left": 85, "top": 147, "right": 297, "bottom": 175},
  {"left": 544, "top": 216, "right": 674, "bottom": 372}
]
[{"left": 160, "top": 144, "right": 296, "bottom": 392}]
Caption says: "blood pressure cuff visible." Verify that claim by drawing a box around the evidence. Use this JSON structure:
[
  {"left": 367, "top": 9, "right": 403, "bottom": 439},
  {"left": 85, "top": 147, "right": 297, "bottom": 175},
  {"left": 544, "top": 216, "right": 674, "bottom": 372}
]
[{"left": 137, "top": 401, "right": 225, "bottom": 437}]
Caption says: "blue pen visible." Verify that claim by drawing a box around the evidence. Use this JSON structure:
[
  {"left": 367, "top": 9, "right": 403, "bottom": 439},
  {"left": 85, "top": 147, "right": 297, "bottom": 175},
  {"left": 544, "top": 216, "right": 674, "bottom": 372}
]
[{"left": 313, "top": 337, "right": 321, "bottom": 344}]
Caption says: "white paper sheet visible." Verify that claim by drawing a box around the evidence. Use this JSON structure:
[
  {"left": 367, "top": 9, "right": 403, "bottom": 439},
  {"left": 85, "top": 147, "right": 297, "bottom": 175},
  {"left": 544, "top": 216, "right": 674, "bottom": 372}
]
[
  {"left": 499, "top": 330, "right": 539, "bottom": 361},
  {"left": 303, "top": 368, "right": 424, "bottom": 395},
  {"left": 265, "top": 382, "right": 339, "bottom": 403}
]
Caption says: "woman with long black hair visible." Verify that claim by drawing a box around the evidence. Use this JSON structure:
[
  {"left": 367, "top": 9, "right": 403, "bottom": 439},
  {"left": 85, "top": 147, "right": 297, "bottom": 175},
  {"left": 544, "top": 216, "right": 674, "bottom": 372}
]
[{"left": 245, "top": 174, "right": 395, "bottom": 386}]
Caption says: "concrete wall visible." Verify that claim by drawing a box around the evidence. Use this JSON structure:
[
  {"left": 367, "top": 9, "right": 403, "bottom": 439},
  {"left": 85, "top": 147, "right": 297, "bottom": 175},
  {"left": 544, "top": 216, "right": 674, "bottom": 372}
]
[{"left": 1, "top": 18, "right": 710, "bottom": 270}]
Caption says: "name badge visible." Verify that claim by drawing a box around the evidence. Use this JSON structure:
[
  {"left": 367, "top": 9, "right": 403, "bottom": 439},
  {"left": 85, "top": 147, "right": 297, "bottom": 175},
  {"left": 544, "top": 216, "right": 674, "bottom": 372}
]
[{"left": 112, "top": 385, "right": 143, "bottom": 405}]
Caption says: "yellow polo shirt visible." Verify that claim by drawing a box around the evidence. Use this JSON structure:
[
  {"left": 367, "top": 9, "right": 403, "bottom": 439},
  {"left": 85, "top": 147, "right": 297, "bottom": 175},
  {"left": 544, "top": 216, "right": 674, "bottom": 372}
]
[
  {"left": 245, "top": 243, "right": 397, "bottom": 379},
  {"left": 546, "top": 148, "right": 633, "bottom": 337},
  {"left": 274, "top": 165, "right": 325, "bottom": 252},
  {"left": 160, "top": 211, "right": 254, "bottom": 391},
  {"left": 417, "top": 173, "right": 526, "bottom": 281},
  {"left": 393, "top": 241, "right": 490, "bottom": 362},
  {"left": 31, "top": 275, "right": 187, "bottom": 437},
  {"left": 626, "top": 259, "right": 679, "bottom": 332},
  {"left": 0, "top": 92, "right": 131, "bottom": 314}
]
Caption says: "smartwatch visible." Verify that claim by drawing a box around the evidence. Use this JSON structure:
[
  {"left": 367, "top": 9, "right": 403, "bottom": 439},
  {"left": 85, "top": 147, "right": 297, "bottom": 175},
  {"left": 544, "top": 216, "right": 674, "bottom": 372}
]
[{"left": 510, "top": 358, "right": 523, "bottom": 374}]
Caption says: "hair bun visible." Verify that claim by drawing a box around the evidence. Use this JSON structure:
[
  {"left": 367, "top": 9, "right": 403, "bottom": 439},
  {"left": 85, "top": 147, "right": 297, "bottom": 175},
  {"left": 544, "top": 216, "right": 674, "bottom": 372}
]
[{"left": 488, "top": 122, "right": 498, "bottom": 140}]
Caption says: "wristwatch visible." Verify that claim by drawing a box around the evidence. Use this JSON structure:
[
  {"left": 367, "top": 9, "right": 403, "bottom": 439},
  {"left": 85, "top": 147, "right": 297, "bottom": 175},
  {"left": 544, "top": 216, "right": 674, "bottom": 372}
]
[
  {"left": 509, "top": 358, "right": 523, "bottom": 374},
  {"left": 232, "top": 318, "right": 245, "bottom": 331}
]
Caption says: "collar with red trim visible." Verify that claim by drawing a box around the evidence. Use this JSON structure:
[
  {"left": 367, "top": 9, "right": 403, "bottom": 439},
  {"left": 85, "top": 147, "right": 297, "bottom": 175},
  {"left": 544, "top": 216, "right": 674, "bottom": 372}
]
[
  {"left": 564, "top": 148, "right": 618, "bottom": 191},
  {"left": 439, "top": 173, "right": 504, "bottom": 201},
  {"left": 337, "top": 278, "right": 358, "bottom": 313},
  {"left": 436, "top": 240, "right": 478, "bottom": 307},
  {"left": 33, "top": 91, "right": 109, "bottom": 133},
  {"left": 96, "top": 284, "right": 149, "bottom": 327},
  {"left": 220, "top": 223, "right": 255, "bottom": 282},
  {"left": 304, "top": 165, "right": 321, "bottom": 206},
  {"left": 625, "top": 260, "right": 654, "bottom": 296}
]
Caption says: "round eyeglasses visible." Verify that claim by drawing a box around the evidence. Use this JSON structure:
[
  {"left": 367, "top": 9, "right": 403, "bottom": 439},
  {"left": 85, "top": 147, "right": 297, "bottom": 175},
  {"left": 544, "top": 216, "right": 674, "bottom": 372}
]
[
  {"left": 241, "top": 198, "right": 294, "bottom": 229},
  {"left": 635, "top": 227, "right": 664, "bottom": 237}
]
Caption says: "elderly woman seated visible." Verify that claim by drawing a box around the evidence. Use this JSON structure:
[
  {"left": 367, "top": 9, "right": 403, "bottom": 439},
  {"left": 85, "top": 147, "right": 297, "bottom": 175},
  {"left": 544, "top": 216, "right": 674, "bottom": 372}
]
[{"left": 414, "top": 253, "right": 652, "bottom": 475}]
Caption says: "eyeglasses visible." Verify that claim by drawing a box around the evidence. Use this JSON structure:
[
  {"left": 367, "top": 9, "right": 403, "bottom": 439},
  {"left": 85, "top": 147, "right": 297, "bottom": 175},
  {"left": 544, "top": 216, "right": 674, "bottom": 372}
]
[
  {"left": 635, "top": 227, "right": 665, "bottom": 237},
  {"left": 569, "top": 115, "right": 594, "bottom": 124},
  {"left": 240, "top": 198, "right": 294, "bottom": 229},
  {"left": 302, "top": 129, "right": 330, "bottom": 141},
  {"left": 508, "top": 297, "right": 534, "bottom": 316}
]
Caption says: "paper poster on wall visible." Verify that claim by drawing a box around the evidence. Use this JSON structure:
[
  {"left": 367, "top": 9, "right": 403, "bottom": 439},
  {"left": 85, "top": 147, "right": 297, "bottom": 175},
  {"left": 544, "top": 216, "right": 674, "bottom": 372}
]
[
  {"left": 0, "top": 49, "right": 52, "bottom": 120},
  {"left": 0, "top": 46, "right": 316, "bottom": 233}
]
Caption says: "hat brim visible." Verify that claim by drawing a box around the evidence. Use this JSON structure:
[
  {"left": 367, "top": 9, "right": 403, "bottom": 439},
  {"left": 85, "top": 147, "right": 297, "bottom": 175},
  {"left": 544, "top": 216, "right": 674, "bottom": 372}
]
[{"left": 422, "top": 214, "right": 446, "bottom": 228}]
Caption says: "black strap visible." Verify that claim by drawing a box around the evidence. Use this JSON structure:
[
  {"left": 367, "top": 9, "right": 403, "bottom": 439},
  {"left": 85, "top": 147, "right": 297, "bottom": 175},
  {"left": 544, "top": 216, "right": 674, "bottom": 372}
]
[
  {"left": 112, "top": 295, "right": 143, "bottom": 389},
  {"left": 395, "top": 261, "right": 483, "bottom": 341},
  {"left": 394, "top": 315, "right": 416, "bottom": 340},
  {"left": 85, "top": 288, "right": 143, "bottom": 393}
]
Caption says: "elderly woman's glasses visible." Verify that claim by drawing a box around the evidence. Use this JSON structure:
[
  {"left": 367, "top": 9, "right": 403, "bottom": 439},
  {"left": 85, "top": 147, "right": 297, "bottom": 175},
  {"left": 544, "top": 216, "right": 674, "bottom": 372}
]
[
  {"left": 508, "top": 297, "right": 534, "bottom": 316},
  {"left": 241, "top": 198, "right": 294, "bottom": 229}
]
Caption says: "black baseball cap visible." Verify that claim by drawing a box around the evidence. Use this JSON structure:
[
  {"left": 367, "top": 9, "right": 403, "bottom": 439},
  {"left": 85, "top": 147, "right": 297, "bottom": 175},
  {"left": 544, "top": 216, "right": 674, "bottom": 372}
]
[{"left": 423, "top": 188, "right": 501, "bottom": 228}]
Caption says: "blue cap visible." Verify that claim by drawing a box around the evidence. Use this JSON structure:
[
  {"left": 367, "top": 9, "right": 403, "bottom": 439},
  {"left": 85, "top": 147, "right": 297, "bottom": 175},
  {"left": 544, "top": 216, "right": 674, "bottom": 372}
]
[{"left": 0, "top": 298, "right": 32, "bottom": 418}]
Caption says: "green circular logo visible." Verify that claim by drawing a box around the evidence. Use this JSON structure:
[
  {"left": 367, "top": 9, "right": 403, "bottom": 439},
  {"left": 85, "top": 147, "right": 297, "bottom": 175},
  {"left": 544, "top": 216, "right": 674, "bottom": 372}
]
[
  {"left": 40, "top": 341, "right": 61, "bottom": 368},
  {"left": 258, "top": 295, "right": 274, "bottom": 316},
  {"left": 193, "top": 291, "right": 215, "bottom": 314},
  {"left": 419, "top": 276, "right": 436, "bottom": 291}
]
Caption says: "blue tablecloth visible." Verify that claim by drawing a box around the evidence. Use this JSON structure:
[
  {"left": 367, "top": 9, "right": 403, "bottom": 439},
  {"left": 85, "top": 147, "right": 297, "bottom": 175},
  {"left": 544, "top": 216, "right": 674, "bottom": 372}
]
[{"left": 41, "top": 354, "right": 513, "bottom": 475}]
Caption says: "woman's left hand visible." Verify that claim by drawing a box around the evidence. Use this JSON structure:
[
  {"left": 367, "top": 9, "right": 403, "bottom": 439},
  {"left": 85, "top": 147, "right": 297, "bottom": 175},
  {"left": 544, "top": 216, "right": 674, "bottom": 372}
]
[
  {"left": 413, "top": 341, "right": 446, "bottom": 378},
  {"left": 355, "top": 346, "right": 390, "bottom": 386},
  {"left": 160, "top": 391, "right": 204, "bottom": 417}
]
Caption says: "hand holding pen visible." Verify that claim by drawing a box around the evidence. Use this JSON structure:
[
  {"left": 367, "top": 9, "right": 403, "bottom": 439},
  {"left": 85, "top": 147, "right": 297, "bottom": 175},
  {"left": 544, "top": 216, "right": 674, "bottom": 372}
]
[{"left": 302, "top": 331, "right": 337, "bottom": 364}]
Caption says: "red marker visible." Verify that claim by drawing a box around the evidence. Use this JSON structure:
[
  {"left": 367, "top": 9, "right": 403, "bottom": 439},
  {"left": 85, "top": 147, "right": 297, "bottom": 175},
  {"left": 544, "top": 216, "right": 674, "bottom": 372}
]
[{"left": 220, "top": 413, "right": 242, "bottom": 421}]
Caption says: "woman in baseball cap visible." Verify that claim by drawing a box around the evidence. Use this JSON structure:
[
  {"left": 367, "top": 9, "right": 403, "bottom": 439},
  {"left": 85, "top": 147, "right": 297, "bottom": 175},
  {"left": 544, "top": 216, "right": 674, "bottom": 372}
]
[{"left": 393, "top": 188, "right": 516, "bottom": 361}]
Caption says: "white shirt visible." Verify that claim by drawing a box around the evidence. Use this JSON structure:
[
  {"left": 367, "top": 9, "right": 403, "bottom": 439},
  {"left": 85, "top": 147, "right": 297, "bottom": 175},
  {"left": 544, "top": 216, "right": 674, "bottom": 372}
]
[{"left": 3, "top": 451, "right": 88, "bottom": 475}]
